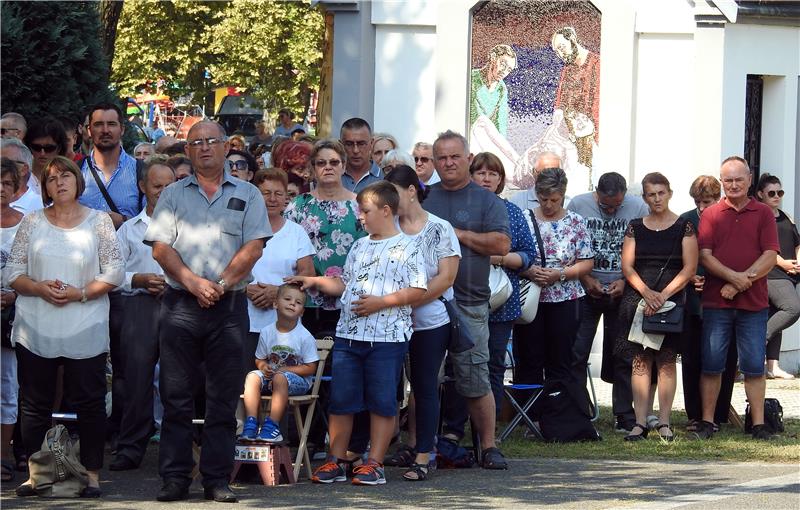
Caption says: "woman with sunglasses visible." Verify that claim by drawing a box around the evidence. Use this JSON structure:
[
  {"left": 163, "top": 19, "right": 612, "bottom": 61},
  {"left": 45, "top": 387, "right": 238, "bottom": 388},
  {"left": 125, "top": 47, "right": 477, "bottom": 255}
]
[
  {"left": 226, "top": 149, "right": 258, "bottom": 182},
  {"left": 23, "top": 117, "right": 67, "bottom": 193},
  {"left": 756, "top": 173, "right": 799, "bottom": 380}
]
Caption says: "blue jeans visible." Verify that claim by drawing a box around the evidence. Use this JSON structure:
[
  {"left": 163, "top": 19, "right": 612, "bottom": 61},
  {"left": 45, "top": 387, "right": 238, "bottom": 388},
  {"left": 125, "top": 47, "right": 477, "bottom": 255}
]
[
  {"left": 329, "top": 339, "right": 408, "bottom": 417},
  {"left": 702, "top": 308, "right": 768, "bottom": 377},
  {"left": 409, "top": 324, "right": 449, "bottom": 453}
]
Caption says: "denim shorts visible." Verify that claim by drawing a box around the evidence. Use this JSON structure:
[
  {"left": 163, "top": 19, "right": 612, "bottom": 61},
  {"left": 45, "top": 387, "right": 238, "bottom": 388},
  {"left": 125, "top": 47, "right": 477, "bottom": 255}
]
[
  {"left": 701, "top": 308, "right": 768, "bottom": 377},
  {"left": 329, "top": 338, "right": 409, "bottom": 417},
  {"left": 249, "top": 370, "right": 311, "bottom": 396}
]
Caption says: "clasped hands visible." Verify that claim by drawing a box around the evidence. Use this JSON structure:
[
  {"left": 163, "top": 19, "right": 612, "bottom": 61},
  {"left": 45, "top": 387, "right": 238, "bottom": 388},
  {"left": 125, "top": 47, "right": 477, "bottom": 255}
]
[
  {"left": 720, "top": 271, "right": 757, "bottom": 301},
  {"left": 522, "top": 266, "right": 561, "bottom": 287}
]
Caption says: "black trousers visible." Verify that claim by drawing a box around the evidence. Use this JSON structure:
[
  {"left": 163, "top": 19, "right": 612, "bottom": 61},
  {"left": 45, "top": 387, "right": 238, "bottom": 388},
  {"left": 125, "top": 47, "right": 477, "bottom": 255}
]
[
  {"left": 108, "top": 293, "right": 125, "bottom": 439},
  {"left": 16, "top": 345, "right": 107, "bottom": 470},
  {"left": 158, "top": 289, "right": 248, "bottom": 488},
  {"left": 681, "top": 315, "right": 738, "bottom": 423},
  {"left": 572, "top": 294, "right": 634, "bottom": 421},
  {"left": 115, "top": 294, "right": 160, "bottom": 465}
]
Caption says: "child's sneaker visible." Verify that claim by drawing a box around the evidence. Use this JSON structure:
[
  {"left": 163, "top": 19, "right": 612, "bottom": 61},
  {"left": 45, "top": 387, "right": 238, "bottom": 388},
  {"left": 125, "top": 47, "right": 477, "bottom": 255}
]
[
  {"left": 257, "top": 418, "right": 283, "bottom": 443},
  {"left": 311, "top": 460, "right": 347, "bottom": 484},
  {"left": 351, "top": 460, "right": 386, "bottom": 485},
  {"left": 240, "top": 416, "right": 258, "bottom": 441}
]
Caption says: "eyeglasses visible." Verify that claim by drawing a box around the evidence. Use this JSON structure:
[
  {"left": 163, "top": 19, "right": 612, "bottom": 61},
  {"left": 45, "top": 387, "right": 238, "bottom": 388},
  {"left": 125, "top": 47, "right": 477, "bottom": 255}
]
[
  {"left": 313, "top": 159, "right": 342, "bottom": 168},
  {"left": 343, "top": 141, "right": 368, "bottom": 149},
  {"left": 29, "top": 143, "right": 58, "bottom": 153},
  {"left": 0, "top": 128, "right": 20, "bottom": 136},
  {"left": 766, "top": 190, "right": 785, "bottom": 198},
  {"left": 187, "top": 137, "right": 224, "bottom": 148},
  {"left": 228, "top": 160, "right": 249, "bottom": 171},
  {"left": 414, "top": 156, "right": 431, "bottom": 164},
  {"left": 261, "top": 190, "right": 286, "bottom": 199}
]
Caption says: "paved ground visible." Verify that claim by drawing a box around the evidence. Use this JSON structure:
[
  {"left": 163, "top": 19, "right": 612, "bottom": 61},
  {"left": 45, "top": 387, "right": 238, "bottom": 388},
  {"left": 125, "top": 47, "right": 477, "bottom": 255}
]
[{"left": 2, "top": 454, "right": 798, "bottom": 509}]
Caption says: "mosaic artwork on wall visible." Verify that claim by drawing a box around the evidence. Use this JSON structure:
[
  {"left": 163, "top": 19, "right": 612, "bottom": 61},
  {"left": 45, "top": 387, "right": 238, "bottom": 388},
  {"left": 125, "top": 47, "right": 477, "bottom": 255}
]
[{"left": 469, "top": 0, "right": 601, "bottom": 196}]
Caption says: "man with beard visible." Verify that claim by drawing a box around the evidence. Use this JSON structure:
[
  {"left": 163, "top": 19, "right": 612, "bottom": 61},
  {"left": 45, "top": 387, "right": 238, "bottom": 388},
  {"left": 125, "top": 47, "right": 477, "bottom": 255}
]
[
  {"left": 551, "top": 27, "right": 600, "bottom": 143},
  {"left": 80, "top": 102, "right": 143, "bottom": 229}
]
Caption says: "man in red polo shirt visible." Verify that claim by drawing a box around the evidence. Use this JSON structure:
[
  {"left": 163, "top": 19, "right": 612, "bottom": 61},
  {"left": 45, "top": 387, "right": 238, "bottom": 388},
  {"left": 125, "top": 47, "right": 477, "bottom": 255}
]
[{"left": 695, "top": 156, "right": 779, "bottom": 440}]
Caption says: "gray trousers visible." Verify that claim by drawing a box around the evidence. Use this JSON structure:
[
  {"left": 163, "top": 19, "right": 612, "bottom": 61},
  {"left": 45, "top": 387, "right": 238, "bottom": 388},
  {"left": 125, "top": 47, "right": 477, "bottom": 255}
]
[{"left": 767, "top": 279, "right": 800, "bottom": 361}]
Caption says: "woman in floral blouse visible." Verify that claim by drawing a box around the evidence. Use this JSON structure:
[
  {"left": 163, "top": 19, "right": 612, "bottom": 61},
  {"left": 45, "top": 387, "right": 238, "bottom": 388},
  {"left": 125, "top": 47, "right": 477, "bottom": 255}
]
[
  {"left": 513, "top": 167, "right": 594, "bottom": 392},
  {"left": 284, "top": 139, "right": 366, "bottom": 336}
]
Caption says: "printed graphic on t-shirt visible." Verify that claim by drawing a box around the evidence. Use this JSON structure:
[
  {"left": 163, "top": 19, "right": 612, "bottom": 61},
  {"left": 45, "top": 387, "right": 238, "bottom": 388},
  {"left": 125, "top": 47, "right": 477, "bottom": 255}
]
[
  {"left": 584, "top": 216, "right": 628, "bottom": 273},
  {"left": 266, "top": 345, "right": 303, "bottom": 372}
]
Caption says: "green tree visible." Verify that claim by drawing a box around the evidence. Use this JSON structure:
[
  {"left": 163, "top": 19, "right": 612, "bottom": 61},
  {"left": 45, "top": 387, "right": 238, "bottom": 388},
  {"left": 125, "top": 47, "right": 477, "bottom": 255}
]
[
  {"left": 111, "top": 0, "right": 324, "bottom": 115},
  {"left": 207, "top": 0, "right": 324, "bottom": 115},
  {"left": 0, "top": 1, "right": 117, "bottom": 120}
]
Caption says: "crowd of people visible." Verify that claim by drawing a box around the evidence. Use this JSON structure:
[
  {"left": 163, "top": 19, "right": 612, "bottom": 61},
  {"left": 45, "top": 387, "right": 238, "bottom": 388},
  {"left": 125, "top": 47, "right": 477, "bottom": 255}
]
[{"left": 0, "top": 103, "right": 797, "bottom": 503}]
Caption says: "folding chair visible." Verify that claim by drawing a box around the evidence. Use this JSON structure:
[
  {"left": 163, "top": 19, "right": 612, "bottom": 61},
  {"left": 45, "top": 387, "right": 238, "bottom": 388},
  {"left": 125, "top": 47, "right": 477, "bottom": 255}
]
[
  {"left": 586, "top": 363, "right": 600, "bottom": 422},
  {"left": 251, "top": 336, "right": 334, "bottom": 481},
  {"left": 498, "top": 341, "right": 544, "bottom": 441}
]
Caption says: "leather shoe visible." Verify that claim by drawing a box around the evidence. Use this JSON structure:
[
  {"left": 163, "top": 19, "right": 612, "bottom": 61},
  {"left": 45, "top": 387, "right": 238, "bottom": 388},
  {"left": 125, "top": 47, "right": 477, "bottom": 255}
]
[
  {"left": 156, "top": 481, "right": 189, "bottom": 502},
  {"left": 15, "top": 483, "right": 36, "bottom": 497},
  {"left": 204, "top": 484, "right": 237, "bottom": 503},
  {"left": 80, "top": 486, "right": 102, "bottom": 498},
  {"left": 109, "top": 455, "right": 139, "bottom": 471}
]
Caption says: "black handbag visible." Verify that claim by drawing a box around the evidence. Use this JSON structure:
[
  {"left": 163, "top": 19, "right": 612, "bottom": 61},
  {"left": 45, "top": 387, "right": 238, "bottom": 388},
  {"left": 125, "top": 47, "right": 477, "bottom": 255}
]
[
  {"left": 1, "top": 305, "right": 14, "bottom": 349},
  {"left": 641, "top": 219, "right": 686, "bottom": 335},
  {"left": 438, "top": 297, "right": 475, "bottom": 353}
]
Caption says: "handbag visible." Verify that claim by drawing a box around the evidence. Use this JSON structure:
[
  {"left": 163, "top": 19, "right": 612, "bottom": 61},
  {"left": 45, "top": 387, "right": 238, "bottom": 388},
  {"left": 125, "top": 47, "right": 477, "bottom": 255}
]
[
  {"left": 439, "top": 297, "right": 475, "bottom": 353},
  {"left": 28, "top": 424, "right": 88, "bottom": 498},
  {"left": 515, "top": 209, "right": 545, "bottom": 325},
  {"left": 1, "top": 304, "right": 14, "bottom": 349},
  {"left": 640, "top": 219, "right": 686, "bottom": 335},
  {"left": 488, "top": 265, "right": 512, "bottom": 311}
]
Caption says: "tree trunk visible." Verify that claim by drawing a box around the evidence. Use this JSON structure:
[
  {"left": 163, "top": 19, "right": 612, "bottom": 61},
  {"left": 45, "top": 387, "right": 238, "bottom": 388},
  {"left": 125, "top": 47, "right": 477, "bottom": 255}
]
[{"left": 99, "top": 0, "right": 124, "bottom": 67}]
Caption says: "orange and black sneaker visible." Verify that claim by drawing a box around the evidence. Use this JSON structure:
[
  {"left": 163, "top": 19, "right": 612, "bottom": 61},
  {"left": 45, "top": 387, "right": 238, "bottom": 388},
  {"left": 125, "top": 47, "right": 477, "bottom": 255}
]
[
  {"left": 351, "top": 460, "right": 386, "bottom": 485},
  {"left": 311, "top": 460, "right": 347, "bottom": 484}
]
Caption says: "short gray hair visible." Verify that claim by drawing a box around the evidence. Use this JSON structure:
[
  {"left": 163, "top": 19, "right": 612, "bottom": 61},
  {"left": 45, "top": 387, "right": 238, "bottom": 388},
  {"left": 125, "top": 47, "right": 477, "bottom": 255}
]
[
  {"left": 380, "top": 149, "right": 415, "bottom": 170},
  {"left": 433, "top": 130, "right": 468, "bottom": 156},
  {"left": 0, "top": 137, "right": 33, "bottom": 169},
  {"left": 535, "top": 167, "right": 568, "bottom": 197},
  {"left": 140, "top": 154, "right": 173, "bottom": 183},
  {"left": 1, "top": 112, "right": 27, "bottom": 129},
  {"left": 413, "top": 141, "right": 432, "bottom": 152}
]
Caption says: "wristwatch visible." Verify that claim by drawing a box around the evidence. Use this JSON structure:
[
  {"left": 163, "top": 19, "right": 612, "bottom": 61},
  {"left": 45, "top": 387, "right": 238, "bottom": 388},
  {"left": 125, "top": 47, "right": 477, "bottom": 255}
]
[
  {"left": 217, "top": 278, "right": 227, "bottom": 290},
  {"left": 559, "top": 268, "right": 567, "bottom": 282},
  {"left": 80, "top": 287, "right": 88, "bottom": 303}
]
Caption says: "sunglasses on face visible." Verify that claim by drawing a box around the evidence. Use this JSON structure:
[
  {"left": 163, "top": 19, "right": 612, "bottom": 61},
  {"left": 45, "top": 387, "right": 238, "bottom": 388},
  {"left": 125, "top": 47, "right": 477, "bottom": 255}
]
[
  {"left": 414, "top": 156, "right": 431, "bottom": 164},
  {"left": 228, "top": 160, "right": 249, "bottom": 171},
  {"left": 766, "top": 189, "right": 785, "bottom": 198},
  {"left": 0, "top": 128, "right": 20, "bottom": 135},
  {"left": 314, "top": 159, "right": 342, "bottom": 168},
  {"left": 30, "top": 143, "right": 58, "bottom": 153}
]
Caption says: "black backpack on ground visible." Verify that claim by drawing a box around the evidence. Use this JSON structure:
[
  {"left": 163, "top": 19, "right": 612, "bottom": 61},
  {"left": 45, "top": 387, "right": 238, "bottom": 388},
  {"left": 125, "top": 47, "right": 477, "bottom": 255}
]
[
  {"left": 539, "top": 379, "right": 601, "bottom": 442},
  {"left": 744, "top": 398, "right": 784, "bottom": 433}
]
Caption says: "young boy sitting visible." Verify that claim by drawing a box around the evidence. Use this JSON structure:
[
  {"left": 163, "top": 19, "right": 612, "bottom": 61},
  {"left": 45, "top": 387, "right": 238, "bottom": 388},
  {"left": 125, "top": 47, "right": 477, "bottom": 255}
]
[
  {"left": 288, "top": 181, "right": 427, "bottom": 486},
  {"left": 240, "top": 283, "right": 319, "bottom": 443}
]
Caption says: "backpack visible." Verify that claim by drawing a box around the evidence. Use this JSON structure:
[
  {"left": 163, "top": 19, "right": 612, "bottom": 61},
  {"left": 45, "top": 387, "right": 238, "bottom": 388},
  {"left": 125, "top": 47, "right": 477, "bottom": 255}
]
[
  {"left": 539, "top": 379, "right": 601, "bottom": 443},
  {"left": 28, "top": 424, "right": 88, "bottom": 498},
  {"left": 744, "top": 398, "right": 784, "bottom": 433},
  {"left": 435, "top": 436, "right": 475, "bottom": 469}
]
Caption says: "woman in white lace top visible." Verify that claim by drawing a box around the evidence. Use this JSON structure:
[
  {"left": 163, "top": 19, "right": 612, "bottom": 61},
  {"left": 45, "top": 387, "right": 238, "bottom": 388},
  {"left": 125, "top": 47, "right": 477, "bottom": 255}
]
[{"left": 4, "top": 156, "right": 124, "bottom": 498}]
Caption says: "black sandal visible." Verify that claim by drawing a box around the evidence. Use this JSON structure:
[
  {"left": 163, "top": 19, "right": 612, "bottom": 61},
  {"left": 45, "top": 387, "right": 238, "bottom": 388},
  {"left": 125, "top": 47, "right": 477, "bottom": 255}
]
[
  {"left": 657, "top": 423, "right": 674, "bottom": 442},
  {"left": 385, "top": 444, "right": 415, "bottom": 467},
  {"left": 481, "top": 447, "right": 508, "bottom": 470},
  {"left": 403, "top": 463, "right": 429, "bottom": 481},
  {"left": 624, "top": 423, "right": 649, "bottom": 442}
]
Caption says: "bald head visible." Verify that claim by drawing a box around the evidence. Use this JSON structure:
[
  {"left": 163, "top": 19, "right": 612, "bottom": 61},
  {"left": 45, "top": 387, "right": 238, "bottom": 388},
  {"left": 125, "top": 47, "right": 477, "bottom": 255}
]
[
  {"left": 534, "top": 152, "right": 562, "bottom": 175},
  {"left": 154, "top": 135, "right": 178, "bottom": 154},
  {"left": 187, "top": 120, "right": 226, "bottom": 141}
]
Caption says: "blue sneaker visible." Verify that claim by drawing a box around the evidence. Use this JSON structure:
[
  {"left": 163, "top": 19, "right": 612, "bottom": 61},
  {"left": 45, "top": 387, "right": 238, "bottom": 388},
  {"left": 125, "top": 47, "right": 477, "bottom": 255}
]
[
  {"left": 240, "top": 416, "right": 258, "bottom": 441},
  {"left": 257, "top": 418, "right": 284, "bottom": 443}
]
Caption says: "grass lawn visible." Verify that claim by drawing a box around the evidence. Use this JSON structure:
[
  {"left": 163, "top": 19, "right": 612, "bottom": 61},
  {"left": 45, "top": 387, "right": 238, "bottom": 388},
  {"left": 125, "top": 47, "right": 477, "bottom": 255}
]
[{"left": 498, "top": 407, "right": 800, "bottom": 463}]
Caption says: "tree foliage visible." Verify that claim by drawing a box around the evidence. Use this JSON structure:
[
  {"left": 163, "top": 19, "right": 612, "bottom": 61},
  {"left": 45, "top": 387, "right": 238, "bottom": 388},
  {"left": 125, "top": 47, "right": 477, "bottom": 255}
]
[
  {"left": 111, "top": 0, "right": 324, "bottom": 114},
  {"left": 0, "top": 1, "right": 117, "bottom": 120}
]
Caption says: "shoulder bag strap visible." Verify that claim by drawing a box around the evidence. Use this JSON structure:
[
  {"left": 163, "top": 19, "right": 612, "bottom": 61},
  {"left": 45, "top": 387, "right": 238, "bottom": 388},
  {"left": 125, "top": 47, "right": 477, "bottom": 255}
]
[
  {"left": 528, "top": 209, "right": 546, "bottom": 266},
  {"left": 652, "top": 218, "right": 686, "bottom": 290},
  {"left": 135, "top": 158, "right": 145, "bottom": 211},
  {"left": 85, "top": 157, "right": 121, "bottom": 215}
]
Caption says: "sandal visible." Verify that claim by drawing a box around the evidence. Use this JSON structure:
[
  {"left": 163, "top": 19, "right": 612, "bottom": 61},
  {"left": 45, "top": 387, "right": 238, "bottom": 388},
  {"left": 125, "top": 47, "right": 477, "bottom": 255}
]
[
  {"left": 686, "top": 419, "right": 700, "bottom": 432},
  {"left": 481, "top": 447, "right": 508, "bottom": 470},
  {"left": 1, "top": 460, "right": 14, "bottom": 482},
  {"left": 403, "top": 463, "right": 429, "bottom": 481},
  {"left": 657, "top": 423, "right": 674, "bottom": 442},
  {"left": 624, "top": 423, "right": 649, "bottom": 442},
  {"left": 385, "top": 444, "right": 415, "bottom": 467}
]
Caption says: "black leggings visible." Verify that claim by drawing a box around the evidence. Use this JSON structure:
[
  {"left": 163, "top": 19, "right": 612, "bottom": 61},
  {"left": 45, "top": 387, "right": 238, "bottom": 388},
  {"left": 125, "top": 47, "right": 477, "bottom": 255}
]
[{"left": 16, "top": 345, "right": 107, "bottom": 470}]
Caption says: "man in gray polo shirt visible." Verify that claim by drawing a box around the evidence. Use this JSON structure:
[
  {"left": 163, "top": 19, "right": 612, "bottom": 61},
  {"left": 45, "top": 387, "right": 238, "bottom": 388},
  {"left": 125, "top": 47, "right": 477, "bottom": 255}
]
[
  {"left": 424, "top": 130, "right": 511, "bottom": 469},
  {"left": 567, "top": 172, "right": 649, "bottom": 432},
  {"left": 145, "top": 121, "right": 270, "bottom": 503}
]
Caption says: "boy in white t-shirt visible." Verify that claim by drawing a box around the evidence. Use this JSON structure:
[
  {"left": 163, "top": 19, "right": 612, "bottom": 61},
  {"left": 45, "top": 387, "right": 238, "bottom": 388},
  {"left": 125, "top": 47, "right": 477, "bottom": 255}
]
[
  {"left": 240, "top": 283, "right": 319, "bottom": 443},
  {"left": 288, "top": 181, "right": 427, "bottom": 486}
]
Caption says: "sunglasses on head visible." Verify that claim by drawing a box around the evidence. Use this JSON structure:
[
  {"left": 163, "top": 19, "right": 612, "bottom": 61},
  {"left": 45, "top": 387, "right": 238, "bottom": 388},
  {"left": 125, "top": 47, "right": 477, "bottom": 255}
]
[
  {"left": 29, "top": 143, "right": 58, "bottom": 153},
  {"left": 766, "top": 189, "right": 785, "bottom": 198}
]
